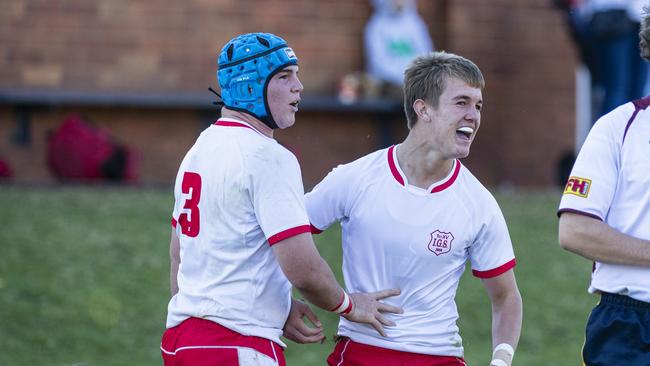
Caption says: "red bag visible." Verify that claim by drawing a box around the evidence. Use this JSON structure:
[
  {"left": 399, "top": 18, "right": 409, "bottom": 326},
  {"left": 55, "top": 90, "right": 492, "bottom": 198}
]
[
  {"left": 0, "top": 157, "right": 12, "bottom": 178},
  {"left": 47, "top": 115, "right": 137, "bottom": 182}
]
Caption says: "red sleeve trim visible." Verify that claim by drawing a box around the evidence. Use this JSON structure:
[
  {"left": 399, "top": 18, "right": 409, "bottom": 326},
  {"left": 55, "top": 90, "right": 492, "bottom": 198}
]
[
  {"left": 472, "top": 258, "right": 517, "bottom": 278},
  {"left": 171, "top": 217, "right": 177, "bottom": 228},
  {"left": 310, "top": 224, "right": 323, "bottom": 234},
  {"left": 268, "top": 225, "right": 311, "bottom": 245},
  {"left": 557, "top": 208, "right": 603, "bottom": 221}
]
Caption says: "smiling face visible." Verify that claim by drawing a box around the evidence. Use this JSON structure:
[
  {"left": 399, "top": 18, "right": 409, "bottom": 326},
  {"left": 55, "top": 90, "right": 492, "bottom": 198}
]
[
  {"left": 421, "top": 77, "right": 482, "bottom": 159},
  {"left": 267, "top": 65, "right": 303, "bottom": 129}
]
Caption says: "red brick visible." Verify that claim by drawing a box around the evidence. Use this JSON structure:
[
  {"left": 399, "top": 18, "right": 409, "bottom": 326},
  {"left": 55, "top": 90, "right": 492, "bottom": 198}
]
[{"left": 0, "top": 0, "right": 579, "bottom": 187}]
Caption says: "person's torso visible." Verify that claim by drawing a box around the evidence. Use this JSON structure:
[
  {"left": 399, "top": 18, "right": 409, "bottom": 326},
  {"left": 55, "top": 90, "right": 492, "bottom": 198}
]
[
  {"left": 560, "top": 98, "right": 650, "bottom": 303},
  {"left": 166, "top": 119, "right": 295, "bottom": 345},
  {"left": 335, "top": 147, "right": 508, "bottom": 356},
  {"left": 597, "top": 99, "right": 650, "bottom": 302}
]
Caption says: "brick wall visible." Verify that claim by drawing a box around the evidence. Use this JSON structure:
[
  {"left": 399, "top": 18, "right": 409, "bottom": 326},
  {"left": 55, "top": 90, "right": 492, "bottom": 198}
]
[
  {"left": 0, "top": 106, "right": 384, "bottom": 186},
  {"left": 0, "top": 0, "right": 376, "bottom": 93},
  {"left": 443, "top": 0, "right": 577, "bottom": 187},
  {"left": 0, "top": 0, "right": 579, "bottom": 188}
]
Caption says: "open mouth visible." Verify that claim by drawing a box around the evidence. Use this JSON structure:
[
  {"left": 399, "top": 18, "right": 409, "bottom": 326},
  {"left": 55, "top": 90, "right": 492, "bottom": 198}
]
[
  {"left": 456, "top": 126, "right": 474, "bottom": 140},
  {"left": 289, "top": 100, "right": 300, "bottom": 110}
]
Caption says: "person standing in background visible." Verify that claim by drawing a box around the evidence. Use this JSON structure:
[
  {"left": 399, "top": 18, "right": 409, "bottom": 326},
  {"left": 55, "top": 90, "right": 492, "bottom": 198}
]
[
  {"left": 364, "top": 0, "right": 434, "bottom": 96},
  {"left": 563, "top": 0, "right": 648, "bottom": 119}
]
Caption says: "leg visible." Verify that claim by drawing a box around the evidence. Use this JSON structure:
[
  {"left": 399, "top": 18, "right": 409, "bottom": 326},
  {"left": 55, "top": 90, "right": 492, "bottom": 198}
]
[
  {"left": 597, "top": 34, "right": 631, "bottom": 115},
  {"left": 627, "top": 26, "right": 649, "bottom": 101}
]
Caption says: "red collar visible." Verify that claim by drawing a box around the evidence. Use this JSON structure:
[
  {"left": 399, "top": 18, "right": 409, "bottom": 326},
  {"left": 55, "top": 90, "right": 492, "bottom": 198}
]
[
  {"left": 387, "top": 145, "right": 460, "bottom": 193},
  {"left": 213, "top": 118, "right": 255, "bottom": 130}
]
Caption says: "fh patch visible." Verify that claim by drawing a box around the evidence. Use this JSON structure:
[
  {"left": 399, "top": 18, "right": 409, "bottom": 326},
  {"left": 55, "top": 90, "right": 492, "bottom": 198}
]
[
  {"left": 428, "top": 230, "right": 454, "bottom": 256},
  {"left": 564, "top": 176, "right": 592, "bottom": 198}
]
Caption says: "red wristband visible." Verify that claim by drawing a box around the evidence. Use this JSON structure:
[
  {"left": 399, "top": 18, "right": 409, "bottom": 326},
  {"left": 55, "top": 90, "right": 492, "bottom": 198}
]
[{"left": 330, "top": 291, "right": 353, "bottom": 315}]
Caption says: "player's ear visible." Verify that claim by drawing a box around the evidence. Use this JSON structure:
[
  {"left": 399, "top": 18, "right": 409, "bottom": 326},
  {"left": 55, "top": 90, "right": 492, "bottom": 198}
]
[{"left": 413, "top": 99, "right": 430, "bottom": 122}]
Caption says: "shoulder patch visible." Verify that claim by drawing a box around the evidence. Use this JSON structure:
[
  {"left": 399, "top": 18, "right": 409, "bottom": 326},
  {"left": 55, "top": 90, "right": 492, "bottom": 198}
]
[{"left": 563, "top": 176, "right": 591, "bottom": 198}]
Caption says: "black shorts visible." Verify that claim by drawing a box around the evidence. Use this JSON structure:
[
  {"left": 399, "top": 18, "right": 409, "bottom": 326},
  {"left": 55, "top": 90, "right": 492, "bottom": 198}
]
[{"left": 583, "top": 292, "right": 650, "bottom": 366}]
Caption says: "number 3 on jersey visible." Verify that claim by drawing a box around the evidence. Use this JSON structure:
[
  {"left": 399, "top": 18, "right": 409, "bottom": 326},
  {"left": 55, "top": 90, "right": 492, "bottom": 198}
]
[{"left": 178, "top": 172, "right": 202, "bottom": 237}]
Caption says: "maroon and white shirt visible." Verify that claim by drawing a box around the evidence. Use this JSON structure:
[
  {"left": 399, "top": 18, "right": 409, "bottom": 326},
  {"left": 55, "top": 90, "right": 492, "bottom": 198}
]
[
  {"left": 306, "top": 145, "right": 516, "bottom": 357},
  {"left": 166, "top": 118, "right": 310, "bottom": 347},
  {"left": 559, "top": 97, "right": 650, "bottom": 303}
]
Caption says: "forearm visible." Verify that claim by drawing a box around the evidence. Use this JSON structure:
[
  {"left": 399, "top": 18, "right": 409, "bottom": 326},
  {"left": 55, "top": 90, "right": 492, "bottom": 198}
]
[
  {"left": 559, "top": 213, "right": 650, "bottom": 266},
  {"left": 170, "top": 259, "right": 179, "bottom": 296},
  {"left": 169, "top": 230, "right": 180, "bottom": 296},
  {"left": 483, "top": 272, "right": 522, "bottom": 366},
  {"left": 275, "top": 235, "right": 402, "bottom": 337},
  {"left": 491, "top": 290, "right": 522, "bottom": 350},
  {"left": 273, "top": 233, "right": 345, "bottom": 312},
  {"left": 291, "top": 256, "right": 345, "bottom": 311}
]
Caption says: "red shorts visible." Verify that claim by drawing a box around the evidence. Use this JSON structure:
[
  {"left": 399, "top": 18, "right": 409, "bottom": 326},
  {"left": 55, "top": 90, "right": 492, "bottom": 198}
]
[
  {"left": 327, "top": 337, "right": 466, "bottom": 366},
  {"left": 161, "top": 317, "right": 285, "bottom": 366}
]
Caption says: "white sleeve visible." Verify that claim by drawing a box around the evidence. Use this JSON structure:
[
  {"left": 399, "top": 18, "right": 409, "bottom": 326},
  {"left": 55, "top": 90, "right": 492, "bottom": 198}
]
[
  {"left": 249, "top": 147, "right": 310, "bottom": 245},
  {"left": 469, "top": 199, "right": 516, "bottom": 279},
  {"left": 304, "top": 164, "right": 353, "bottom": 233},
  {"left": 558, "top": 112, "right": 622, "bottom": 220}
]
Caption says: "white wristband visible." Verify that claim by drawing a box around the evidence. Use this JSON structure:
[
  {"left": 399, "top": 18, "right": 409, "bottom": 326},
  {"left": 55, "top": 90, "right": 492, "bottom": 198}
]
[
  {"left": 490, "top": 360, "right": 508, "bottom": 366},
  {"left": 492, "top": 343, "right": 515, "bottom": 358},
  {"left": 330, "top": 291, "right": 353, "bottom": 315}
]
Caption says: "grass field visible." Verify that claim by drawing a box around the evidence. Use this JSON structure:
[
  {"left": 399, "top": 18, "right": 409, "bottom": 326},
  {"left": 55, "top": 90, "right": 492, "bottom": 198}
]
[{"left": 0, "top": 186, "right": 597, "bottom": 365}]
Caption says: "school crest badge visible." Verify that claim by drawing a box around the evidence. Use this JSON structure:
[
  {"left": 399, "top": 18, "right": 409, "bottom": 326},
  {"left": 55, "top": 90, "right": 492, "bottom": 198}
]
[{"left": 428, "top": 230, "right": 454, "bottom": 256}]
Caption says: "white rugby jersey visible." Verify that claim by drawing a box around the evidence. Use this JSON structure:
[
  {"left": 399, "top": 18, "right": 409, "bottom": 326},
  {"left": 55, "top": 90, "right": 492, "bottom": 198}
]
[
  {"left": 306, "top": 145, "right": 516, "bottom": 357},
  {"left": 559, "top": 97, "right": 650, "bottom": 303},
  {"left": 166, "top": 118, "right": 311, "bottom": 347}
]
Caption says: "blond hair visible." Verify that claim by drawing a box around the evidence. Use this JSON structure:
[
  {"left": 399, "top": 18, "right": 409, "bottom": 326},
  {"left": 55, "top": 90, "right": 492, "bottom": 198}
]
[{"left": 403, "top": 51, "right": 485, "bottom": 129}]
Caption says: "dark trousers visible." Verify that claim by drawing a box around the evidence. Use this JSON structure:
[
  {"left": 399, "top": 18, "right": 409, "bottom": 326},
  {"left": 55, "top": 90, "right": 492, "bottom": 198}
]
[
  {"left": 596, "top": 28, "right": 648, "bottom": 116},
  {"left": 583, "top": 292, "right": 650, "bottom": 366}
]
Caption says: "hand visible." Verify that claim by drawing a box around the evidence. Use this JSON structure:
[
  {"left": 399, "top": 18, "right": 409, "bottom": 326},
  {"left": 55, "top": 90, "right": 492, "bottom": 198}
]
[
  {"left": 342, "top": 288, "right": 402, "bottom": 337},
  {"left": 282, "top": 298, "right": 325, "bottom": 344}
]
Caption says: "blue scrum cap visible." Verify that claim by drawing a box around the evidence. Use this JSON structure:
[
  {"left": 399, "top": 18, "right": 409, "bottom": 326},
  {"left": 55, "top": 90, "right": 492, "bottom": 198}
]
[{"left": 217, "top": 33, "right": 298, "bottom": 129}]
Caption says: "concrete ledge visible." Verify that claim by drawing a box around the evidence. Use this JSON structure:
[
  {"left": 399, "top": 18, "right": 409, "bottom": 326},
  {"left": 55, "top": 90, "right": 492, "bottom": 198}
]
[{"left": 0, "top": 89, "right": 403, "bottom": 114}]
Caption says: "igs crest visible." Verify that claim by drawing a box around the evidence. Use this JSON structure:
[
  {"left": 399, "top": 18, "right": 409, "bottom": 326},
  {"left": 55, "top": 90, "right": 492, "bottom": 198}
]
[{"left": 428, "top": 230, "right": 454, "bottom": 256}]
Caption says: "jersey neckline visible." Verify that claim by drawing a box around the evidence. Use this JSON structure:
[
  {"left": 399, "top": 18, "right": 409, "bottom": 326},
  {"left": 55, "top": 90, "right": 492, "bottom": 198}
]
[
  {"left": 213, "top": 118, "right": 269, "bottom": 138},
  {"left": 387, "top": 145, "right": 461, "bottom": 194}
]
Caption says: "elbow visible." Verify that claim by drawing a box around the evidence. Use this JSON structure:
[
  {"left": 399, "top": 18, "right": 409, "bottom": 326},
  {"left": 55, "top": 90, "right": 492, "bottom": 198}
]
[
  {"left": 558, "top": 217, "right": 583, "bottom": 252},
  {"left": 558, "top": 228, "right": 579, "bottom": 252},
  {"left": 288, "top": 268, "right": 323, "bottom": 293},
  {"left": 285, "top": 259, "right": 332, "bottom": 295},
  {"left": 282, "top": 263, "right": 318, "bottom": 292},
  {"left": 558, "top": 229, "right": 589, "bottom": 255},
  {"left": 558, "top": 230, "right": 573, "bottom": 251}
]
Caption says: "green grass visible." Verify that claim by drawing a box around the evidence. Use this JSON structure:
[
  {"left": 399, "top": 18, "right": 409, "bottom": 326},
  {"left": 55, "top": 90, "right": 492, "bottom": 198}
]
[{"left": 0, "top": 187, "right": 596, "bottom": 365}]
